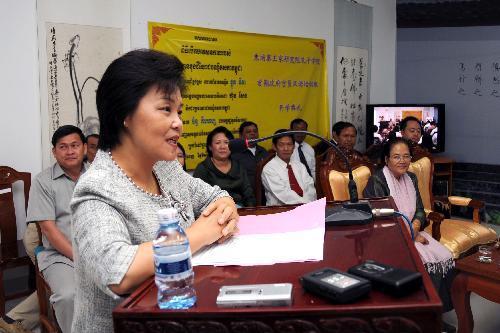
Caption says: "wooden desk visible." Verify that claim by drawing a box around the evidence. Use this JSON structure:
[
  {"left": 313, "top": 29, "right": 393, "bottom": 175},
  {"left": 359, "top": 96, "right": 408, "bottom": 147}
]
[
  {"left": 451, "top": 247, "right": 500, "bottom": 333},
  {"left": 113, "top": 198, "right": 442, "bottom": 333}
]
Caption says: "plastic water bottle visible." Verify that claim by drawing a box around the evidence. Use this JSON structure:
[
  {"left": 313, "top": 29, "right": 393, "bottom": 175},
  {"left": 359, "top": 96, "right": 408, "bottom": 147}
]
[{"left": 153, "top": 208, "right": 196, "bottom": 309}]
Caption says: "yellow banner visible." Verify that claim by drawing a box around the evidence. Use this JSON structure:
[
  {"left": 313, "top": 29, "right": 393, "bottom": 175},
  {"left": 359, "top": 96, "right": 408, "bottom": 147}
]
[{"left": 148, "top": 22, "right": 329, "bottom": 169}]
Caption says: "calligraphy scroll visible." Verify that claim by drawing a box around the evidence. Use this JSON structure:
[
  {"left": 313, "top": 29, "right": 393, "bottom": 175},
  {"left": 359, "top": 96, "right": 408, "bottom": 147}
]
[
  {"left": 335, "top": 46, "right": 368, "bottom": 150},
  {"left": 45, "top": 22, "right": 122, "bottom": 141}
]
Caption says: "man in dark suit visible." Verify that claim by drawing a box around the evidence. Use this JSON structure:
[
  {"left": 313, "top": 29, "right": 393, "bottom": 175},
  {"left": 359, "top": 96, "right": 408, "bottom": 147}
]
[{"left": 231, "top": 121, "right": 268, "bottom": 193}]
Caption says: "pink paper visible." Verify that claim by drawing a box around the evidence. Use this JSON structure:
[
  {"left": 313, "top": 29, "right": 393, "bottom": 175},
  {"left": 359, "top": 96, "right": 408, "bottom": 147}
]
[{"left": 237, "top": 198, "right": 326, "bottom": 235}]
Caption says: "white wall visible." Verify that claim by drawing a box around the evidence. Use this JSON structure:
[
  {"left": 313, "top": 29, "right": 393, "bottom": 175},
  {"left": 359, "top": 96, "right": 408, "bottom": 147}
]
[
  {"left": 0, "top": 0, "right": 39, "bottom": 240},
  {"left": 397, "top": 26, "right": 500, "bottom": 164},
  {"left": 357, "top": 0, "right": 397, "bottom": 104},
  {"left": 0, "top": 0, "right": 40, "bottom": 175}
]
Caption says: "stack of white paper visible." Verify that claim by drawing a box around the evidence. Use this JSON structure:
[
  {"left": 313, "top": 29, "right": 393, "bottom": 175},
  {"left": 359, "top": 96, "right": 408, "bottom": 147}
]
[{"left": 192, "top": 198, "right": 326, "bottom": 266}]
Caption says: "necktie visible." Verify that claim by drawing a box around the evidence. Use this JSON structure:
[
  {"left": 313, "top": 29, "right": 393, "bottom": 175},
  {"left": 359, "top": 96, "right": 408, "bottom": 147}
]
[
  {"left": 298, "top": 144, "right": 312, "bottom": 177},
  {"left": 287, "top": 164, "right": 303, "bottom": 197}
]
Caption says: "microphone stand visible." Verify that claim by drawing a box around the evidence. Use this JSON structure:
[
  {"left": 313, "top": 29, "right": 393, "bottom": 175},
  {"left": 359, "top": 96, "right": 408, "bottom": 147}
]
[{"left": 244, "top": 130, "right": 373, "bottom": 225}]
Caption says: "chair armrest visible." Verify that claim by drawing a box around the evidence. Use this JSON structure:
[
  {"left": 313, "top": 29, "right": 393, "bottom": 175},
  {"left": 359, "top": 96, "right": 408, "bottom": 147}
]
[
  {"left": 426, "top": 211, "right": 444, "bottom": 241},
  {"left": 448, "top": 195, "right": 484, "bottom": 209},
  {"left": 448, "top": 196, "right": 484, "bottom": 223}
]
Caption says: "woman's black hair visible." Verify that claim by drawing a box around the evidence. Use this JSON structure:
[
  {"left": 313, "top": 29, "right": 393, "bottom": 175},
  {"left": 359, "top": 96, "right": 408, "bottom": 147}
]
[
  {"left": 382, "top": 137, "right": 412, "bottom": 159},
  {"left": 177, "top": 142, "right": 187, "bottom": 171},
  {"left": 332, "top": 121, "right": 357, "bottom": 136},
  {"left": 52, "top": 125, "right": 85, "bottom": 146},
  {"left": 206, "top": 126, "right": 234, "bottom": 157},
  {"left": 96, "top": 49, "right": 186, "bottom": 150}
]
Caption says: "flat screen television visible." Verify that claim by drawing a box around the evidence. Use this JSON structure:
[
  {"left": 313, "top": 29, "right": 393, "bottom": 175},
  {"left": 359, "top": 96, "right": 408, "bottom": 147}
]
[{"left": 365, "top": 104, "right": 445, "bottom": 153}]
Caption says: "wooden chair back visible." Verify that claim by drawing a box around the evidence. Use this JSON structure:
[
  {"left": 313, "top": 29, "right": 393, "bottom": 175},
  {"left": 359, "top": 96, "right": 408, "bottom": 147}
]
[
  {"left": 0, "top": 166, "right": 33, "bottom": 316},
  {"left": 0, "top": 166, "right": 31, "bottom": 251},
  {"left": 254, "top": 150, "right": 276, "bottom": 206},
  {"left": 35, "top": 223, "right": 60, "bottom": 333},
  {"left": 319, "top": 148, "right": 374, "bottom": 201}
]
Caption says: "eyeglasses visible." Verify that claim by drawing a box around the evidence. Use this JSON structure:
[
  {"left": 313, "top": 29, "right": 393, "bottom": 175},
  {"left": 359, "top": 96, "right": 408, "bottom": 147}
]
[
  {"left": 56, "top": 143, "right": 82, "bottom": 152},
  {"left": 390, "top": 154, "right": 412, "bottom": 162}
]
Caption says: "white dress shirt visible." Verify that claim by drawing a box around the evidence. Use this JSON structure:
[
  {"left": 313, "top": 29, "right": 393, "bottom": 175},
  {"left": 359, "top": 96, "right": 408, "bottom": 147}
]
[
  {"left": 290, "top": 141, "right": 316, "bottom": 180},
  {"left": 262, "top": 155, "right": 317, "bottom": 206}
]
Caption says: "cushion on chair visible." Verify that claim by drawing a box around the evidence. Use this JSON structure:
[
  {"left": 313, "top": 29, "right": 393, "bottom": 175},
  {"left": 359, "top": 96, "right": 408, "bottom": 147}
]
[
  {"left": 408, "top": 157, "right": 432, "bottom": 211},
  {"left": 424, "top": 219, "right": 498, "bottom": 259},
  {"left": 328, "top": 166, "right": 371, "bottom": 201}
]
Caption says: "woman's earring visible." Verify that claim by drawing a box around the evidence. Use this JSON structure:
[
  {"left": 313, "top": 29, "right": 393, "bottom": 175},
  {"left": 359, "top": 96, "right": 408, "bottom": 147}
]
[{"left": 123, "top": 121, "right": 127, "bottom": 128}]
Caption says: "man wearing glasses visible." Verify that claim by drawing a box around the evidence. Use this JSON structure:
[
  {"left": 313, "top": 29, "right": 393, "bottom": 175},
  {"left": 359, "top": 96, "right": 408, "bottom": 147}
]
[{"left": 26, "top": 125, "right": 87, "bottom": 333}]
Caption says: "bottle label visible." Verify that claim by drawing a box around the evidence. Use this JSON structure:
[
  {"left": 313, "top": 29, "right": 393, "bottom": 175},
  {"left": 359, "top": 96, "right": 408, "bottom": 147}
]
[{"left": 154, "top": 256, "right": 192, "bottom": 276}]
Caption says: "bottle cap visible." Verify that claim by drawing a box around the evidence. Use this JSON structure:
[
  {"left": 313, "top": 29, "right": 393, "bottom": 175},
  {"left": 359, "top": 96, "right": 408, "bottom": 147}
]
[{"left": 157, "top": 208, "right": 178, "bottom": 222}]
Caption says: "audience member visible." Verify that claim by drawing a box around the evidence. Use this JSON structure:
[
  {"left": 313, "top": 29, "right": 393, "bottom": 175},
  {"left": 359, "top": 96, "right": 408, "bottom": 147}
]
[
  {"left": 400, "top": 116, "right": 434, "bottom": 151},
  {"left": 85, "top": 134, "right": 99, "bottom": 163},
  {"left": 400, "top": 116, "right": 423, "bottom": 145},
  {"left": 194, "top": 126, "right": 255, "bottom": 207},
  {"left": 312, "top": 123, "right": 341, "bottom": 156},
  {"left": 363, "top": 138, "right": 455, "bottom": 332},
  {"left": 332, "top": 121, "right": 357, "bottom": 150},
  {"left": 429, "top": 121, "right": 438, "bottom": 146},
  {"left": 290, "top": 118, "right": 315, "bottom": 179},
  {"left": 324, "top": 121, "right": 364, "bottom": 165},
  {"left": 231, "top": 121, "right": 268, "bottom": 192},
  {"left": 70, "top": 49, "right": 237, "bottom": 333},
  {"left": 262, "top": 129, "right": 316, "bottom": 205},
  {"left": 27, "top": 125, "right": 88, "bottom": 333},
  {"left": 372, "top": 125, "right": 383, "bottom": 145},
  {"left": 176, "top": 142, "right": 187, "bottom": 171}
]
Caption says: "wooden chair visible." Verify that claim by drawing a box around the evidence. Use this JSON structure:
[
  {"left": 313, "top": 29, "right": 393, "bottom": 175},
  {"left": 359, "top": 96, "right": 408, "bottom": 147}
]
[
  {"left": 254, "top": 150, "right": 275, "bottom": 206},
  {"left": 0, "top": 166, "right": 35, "bottom": 316},
  {"left": 318, "top": 148, "right": 374, "bottom": 201},
  {"left": 409, "top": 146, "right": 498, "bottom": 259},
  {"left": 34, "top": 223, "right": 60, "bottom": 333}
]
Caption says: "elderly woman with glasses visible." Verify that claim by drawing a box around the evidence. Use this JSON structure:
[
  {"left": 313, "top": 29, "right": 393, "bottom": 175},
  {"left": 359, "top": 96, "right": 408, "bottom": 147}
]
[{"left": 363, "top": 137, "right": 455, "bottom": 328}]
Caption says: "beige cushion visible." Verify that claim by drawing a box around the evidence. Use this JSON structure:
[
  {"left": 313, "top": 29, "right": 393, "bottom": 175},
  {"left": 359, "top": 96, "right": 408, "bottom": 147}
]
[
  {"left": 424, "top": 219, "right": 498, "bottom": 259},
  {"left": 329, "top": 166, "right": 371, "bottom": 201}
]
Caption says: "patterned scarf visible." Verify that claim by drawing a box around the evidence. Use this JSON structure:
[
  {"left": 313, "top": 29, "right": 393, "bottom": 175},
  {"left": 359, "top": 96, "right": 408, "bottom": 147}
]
[{"left": 383, "top": 166, "right": 416, "bottom": 221}]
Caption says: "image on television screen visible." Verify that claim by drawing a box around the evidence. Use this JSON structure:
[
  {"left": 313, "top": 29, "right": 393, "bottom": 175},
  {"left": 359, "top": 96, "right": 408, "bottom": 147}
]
[{"left": 367, "top": 104, "right": 444, "bottom": 153}]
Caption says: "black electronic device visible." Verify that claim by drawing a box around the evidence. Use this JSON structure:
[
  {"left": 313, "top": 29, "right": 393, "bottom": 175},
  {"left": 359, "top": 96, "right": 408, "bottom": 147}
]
[
  {"left": 348, "top": 260, "right": 422, "bottom": 297},
  {"left": 300, "top": 267, "right": 371, "bottom": 303}
]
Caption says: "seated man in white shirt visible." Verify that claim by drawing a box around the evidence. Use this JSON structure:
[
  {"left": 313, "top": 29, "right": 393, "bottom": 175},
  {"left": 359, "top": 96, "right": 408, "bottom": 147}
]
[
  {"left": 262, "top": 129, "right": 317, "bottom": 206},
  {"left": 289, "top": 118, "right": 315, "bottom": 181}
]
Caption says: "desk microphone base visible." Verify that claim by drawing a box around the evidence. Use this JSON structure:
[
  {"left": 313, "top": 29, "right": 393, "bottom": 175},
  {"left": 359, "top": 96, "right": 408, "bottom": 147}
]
[{"left": 325, "top": 201, "right": 373, "bottom": 226}]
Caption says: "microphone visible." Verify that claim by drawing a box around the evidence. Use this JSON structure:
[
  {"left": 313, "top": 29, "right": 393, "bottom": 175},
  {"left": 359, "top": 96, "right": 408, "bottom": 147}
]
[{"left": 230, "top": 130, "right": 373, "bottom": 226}]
